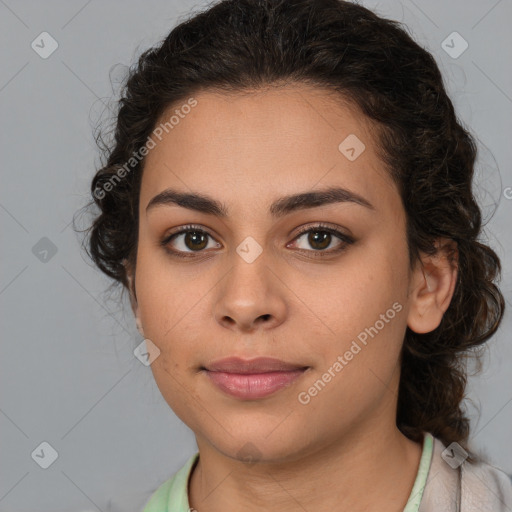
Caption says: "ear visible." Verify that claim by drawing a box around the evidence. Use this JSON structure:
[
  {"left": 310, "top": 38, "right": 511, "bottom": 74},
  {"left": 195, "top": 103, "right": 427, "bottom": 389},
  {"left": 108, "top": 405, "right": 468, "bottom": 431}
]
[
  {"left": 123, "top": 259, "right": 144, "bottom": 337},
  {"left": 406, "top": 238, "right": 458, "bottom": 334}
]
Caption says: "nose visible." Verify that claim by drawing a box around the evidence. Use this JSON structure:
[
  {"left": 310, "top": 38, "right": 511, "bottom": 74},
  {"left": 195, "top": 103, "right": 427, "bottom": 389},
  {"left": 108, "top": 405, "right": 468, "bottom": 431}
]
[{"left": 213, "top": 258, "right": 287, "bottom": 334}]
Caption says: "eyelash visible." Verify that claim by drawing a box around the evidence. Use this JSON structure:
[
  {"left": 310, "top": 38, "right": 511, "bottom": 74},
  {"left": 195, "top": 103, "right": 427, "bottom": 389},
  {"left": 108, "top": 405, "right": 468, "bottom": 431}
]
[{"left": 160, "top": 223, "right": 355, "bottom": 259}]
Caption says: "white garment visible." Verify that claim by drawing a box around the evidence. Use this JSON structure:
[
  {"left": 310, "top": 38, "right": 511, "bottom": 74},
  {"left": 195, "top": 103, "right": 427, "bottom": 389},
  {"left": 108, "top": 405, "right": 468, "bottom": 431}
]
[{"left": 419, "top": 436, "right": 512, "bottom": 511}]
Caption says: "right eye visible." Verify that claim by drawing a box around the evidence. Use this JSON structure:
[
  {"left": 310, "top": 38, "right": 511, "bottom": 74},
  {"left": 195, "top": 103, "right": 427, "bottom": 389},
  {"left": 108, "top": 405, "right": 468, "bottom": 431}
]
[{"left": 160, "top": 224, "right": 221, "bottom": 258}]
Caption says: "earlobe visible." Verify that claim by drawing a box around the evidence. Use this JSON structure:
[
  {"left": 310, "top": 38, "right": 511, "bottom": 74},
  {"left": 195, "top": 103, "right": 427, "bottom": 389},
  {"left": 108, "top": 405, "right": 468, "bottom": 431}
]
[
  {"left": 406, "top": 239, "right": 458, "bottom": 334},
  {"left": 135, "top": 317, "right": 145, "bottom": 337},
  {"left": 123, "top": 258, "right": 144, "bottom": 337}
]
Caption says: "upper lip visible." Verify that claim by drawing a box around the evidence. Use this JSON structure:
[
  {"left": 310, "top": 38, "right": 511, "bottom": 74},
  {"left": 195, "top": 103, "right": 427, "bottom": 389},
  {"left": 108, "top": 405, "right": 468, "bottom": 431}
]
[{"left": 203, "top": 357, "right": 308, "bottom": 374}]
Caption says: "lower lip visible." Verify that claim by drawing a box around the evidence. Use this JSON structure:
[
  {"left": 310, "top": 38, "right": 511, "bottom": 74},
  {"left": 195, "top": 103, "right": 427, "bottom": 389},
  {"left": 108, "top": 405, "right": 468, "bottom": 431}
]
[{"left": 204, "top": 369, "right": 307, "bottom": 400}]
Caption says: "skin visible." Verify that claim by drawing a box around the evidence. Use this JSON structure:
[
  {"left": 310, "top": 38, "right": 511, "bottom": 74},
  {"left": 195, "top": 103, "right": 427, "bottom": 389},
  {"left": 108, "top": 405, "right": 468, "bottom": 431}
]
[{"left": 125, "top": 84, "right": 458, "bottom": 512}]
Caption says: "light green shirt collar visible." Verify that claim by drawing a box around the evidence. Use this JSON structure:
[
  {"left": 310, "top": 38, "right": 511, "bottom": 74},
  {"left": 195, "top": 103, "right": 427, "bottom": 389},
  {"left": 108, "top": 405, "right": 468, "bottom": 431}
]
[{"left": 403, "top": 432, "right": 434, "bottom": 511}]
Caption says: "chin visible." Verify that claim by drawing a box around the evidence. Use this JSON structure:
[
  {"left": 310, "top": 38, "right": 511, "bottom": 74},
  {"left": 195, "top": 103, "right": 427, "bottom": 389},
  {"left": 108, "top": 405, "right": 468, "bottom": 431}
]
[{"left": 202, "top": 423, "right": 317, "bottom": 466}]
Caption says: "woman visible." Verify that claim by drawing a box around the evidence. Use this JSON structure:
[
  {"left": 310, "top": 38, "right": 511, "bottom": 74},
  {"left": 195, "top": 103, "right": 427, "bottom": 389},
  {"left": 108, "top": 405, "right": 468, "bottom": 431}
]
[{"left": 83, "top": 0, "right": 512, "bottom": 510}]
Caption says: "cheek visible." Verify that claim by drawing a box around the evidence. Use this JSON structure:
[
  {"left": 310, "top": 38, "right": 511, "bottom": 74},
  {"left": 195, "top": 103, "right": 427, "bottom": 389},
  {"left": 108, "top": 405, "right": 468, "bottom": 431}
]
[
  {"left": 308, "top": 248, "right": 405, "bottom": 337},
  {"left": 134, "top": 244, "right": 183, "bottom": 333},
  {"left": 307, "top": 240, "right": 408, "bottom": 383},
  {"left": 134, "top": 251, "right": 207, "bottom": 371},
  {"left": 149, "top": 358, "right": 202, "bottom": 429}
]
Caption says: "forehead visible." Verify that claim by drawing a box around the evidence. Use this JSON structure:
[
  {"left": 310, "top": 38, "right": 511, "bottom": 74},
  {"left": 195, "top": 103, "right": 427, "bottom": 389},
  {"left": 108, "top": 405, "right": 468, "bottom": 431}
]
[{"left": 140, "top": 84, "right": 399, "bottom": 218}]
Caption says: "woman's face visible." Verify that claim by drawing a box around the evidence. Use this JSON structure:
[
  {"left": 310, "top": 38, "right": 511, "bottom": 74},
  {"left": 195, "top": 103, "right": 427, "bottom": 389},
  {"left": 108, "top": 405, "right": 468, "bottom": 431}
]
[{"left": 131, "top": 84, "right": 424, "bottom": 462}]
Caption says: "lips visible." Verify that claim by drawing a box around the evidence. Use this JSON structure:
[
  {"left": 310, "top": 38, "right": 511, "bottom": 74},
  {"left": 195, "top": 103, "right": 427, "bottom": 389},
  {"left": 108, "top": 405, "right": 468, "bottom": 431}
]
[
  {"left": 202, "top": 357, "right": 309, "bottom": 400},
  {"left": 204, "top": 356, "right": 308, "bottom": 374}
]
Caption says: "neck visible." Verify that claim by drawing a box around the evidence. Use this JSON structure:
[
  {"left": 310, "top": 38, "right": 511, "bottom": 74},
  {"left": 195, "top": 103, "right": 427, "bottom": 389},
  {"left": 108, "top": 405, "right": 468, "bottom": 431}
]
[{"left": 189, "top": 423, "right": 423, "bottom": 512}]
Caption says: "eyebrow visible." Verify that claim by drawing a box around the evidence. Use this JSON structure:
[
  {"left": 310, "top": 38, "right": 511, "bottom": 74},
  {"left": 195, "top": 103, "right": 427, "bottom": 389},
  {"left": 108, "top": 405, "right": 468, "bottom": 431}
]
[{"left": 146, "top": 186, "right": 375, "bottom": 218}]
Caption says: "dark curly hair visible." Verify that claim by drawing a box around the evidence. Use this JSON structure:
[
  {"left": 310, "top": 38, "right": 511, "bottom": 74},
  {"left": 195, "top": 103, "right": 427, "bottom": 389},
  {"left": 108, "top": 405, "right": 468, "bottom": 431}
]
[{"left": 78, "top": 0, "right": 505, "bottom": 452}]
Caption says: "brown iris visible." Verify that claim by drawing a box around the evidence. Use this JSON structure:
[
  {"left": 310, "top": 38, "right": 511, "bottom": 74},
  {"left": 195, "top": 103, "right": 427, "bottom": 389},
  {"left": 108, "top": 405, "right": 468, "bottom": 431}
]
[
  {"left": 184, "top": 231, "right": 208, "bottom": 251},
  {"left": 307, "top": 230, "right": 331, "bottom": 250}
]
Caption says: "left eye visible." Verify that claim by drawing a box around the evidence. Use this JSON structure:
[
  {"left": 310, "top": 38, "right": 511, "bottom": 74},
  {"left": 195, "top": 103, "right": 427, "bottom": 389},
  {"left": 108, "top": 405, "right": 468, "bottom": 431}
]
[{"left": 289, "top": 226, "right": 354, "bottom": 255}]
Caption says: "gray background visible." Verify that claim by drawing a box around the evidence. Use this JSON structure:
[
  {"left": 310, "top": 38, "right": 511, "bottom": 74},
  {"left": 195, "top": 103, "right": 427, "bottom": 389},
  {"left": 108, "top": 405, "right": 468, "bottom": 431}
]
[{"left": 1, "top": 0, "right": 511, "bottom": 510}]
